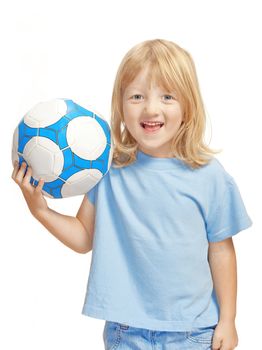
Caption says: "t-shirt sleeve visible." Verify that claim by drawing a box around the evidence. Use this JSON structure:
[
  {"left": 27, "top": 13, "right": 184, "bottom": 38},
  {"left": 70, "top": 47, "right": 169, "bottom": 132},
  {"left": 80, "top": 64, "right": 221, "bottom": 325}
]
[
  {"left": 206, "top": 176, "right": 253, "bottom": 242},
  {"left": 85, "top": 184, "right": 97, "bottom": 206}
]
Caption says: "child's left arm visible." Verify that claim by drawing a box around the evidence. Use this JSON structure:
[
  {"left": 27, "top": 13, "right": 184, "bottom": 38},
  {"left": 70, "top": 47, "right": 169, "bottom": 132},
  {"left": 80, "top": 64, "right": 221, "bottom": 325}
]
[{"left": 208, "top": 237, "right": 239, "bottom": 350}]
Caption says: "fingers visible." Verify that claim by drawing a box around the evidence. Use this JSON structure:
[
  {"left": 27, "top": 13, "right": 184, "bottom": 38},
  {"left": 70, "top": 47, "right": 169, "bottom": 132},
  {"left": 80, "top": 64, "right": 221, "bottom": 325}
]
[
  {"left": 12, "top": 161, "right": 45, "bottom": 195},
  {"left": 11, "top": 160, "right": 19, "bottom": 179},
  {"left": 35, "top": 178, "right": 45, "bottom": 193},
  {"left": 22, "top": 164, "right": 32, "bottom": 185},
  {"left": 12, "top": 161, "right": 27, "bottom": 185},
  {"left": 12, "top": 161, "right": 33, "bottom": 188}
]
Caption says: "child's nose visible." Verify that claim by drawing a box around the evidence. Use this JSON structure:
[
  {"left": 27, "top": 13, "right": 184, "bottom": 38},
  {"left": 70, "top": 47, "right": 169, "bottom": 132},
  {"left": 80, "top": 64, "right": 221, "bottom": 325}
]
[{"left": 144, "top": 99, "right": 160, "bottom": 116}]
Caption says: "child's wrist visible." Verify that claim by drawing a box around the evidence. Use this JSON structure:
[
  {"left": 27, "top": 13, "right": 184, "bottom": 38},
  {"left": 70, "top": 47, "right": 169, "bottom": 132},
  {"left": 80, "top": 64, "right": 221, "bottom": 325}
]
[
  {"left": 33, "top": 207, "right": 50, "bottom": 221},
  {"left": 218, "top": 315, "right": 236, "bottom": 324}
]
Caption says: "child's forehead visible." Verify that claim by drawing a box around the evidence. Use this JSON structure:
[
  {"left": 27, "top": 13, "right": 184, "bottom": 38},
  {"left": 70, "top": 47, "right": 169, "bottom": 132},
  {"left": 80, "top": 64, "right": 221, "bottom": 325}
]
[
  {"left": 121, "top": 62, "right": 180, "bottom": 93},
  {"left": 124, "top": 78, "right": 174, "bottom": 93},
  {"left": 130, "top": 65, "right": 158, "bottom": 84},
  {"left": 123, "top": 63, "right": 177, "bottom": 93},
  {"left": 125, "top": 82, "right": 167, "bottom": 92}
]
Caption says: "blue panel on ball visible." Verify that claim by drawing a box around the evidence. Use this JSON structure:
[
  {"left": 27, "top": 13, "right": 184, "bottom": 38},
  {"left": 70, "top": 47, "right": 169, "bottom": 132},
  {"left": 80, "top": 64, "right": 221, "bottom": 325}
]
[
  {"left": 40, "top": 116, "right": 71, "bottom": 149},
  {"left": 100, "top": 144, "right": 112, "bottom": 171},
  {"left": 63, "top": 110, "right": 87, "bottom": 122},
  {"left": 39, "top": 128, "right": 57, "bottom": 143},
  {"left": 89, "top": 145, "right": 111, "bottom": 174},
  {"left": 94, "top": 115, "right": 112, "bottom": 145},
  {"left": 75, "top": 104, "right": 94, "bottom": 118},
  {"left": 18, "top": 121, "right": 38, "bottom": 153},
  {"left": 65, "top": 100, "right": 94, "bottom": 117},
  {"left": 52, "top": 187, "right": 62, "bottom": 198},
  {"left": 43, "top": 178, "right": 65, "bottom": 198},
  {"left": 74, "top": 154, "right": 92, "bottom": 170},
  {"left": 64, "top": 101, "right": 94, "bottom": 121},
  {"left": 59, "top": 165, "right": 81, "bottom": 181},
  {"left": 57, "top": 125, "right": 68, "bottom": 149},
  {"left": 91, "top": 159, "right": 105, "bottom": 174},
  {"left": 48, "top": 116, "right": 69, "bottom": 131},
  {"left": 20, "top": 121, "right": 38, "bottom": 137},
  {"left": 46, "top": 178, "right": 65, "bottom": 188},
  {"left": 64, "top": 99, "right": 76, "bottom": 113},
  {"left": 63, "top": 148, "right": 74, "bottom": 169}
]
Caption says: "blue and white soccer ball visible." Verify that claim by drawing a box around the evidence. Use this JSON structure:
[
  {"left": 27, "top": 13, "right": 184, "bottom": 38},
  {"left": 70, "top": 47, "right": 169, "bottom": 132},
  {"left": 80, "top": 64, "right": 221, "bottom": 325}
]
[{"left": 12, "top": 98, "right": 113, "bottom": 198}]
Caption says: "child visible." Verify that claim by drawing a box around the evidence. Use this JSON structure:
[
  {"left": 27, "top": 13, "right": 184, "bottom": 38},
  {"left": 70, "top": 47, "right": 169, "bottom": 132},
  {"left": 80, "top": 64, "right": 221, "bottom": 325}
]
[{"left": 12, "top": 39, "right": 252, "bottom": 350}]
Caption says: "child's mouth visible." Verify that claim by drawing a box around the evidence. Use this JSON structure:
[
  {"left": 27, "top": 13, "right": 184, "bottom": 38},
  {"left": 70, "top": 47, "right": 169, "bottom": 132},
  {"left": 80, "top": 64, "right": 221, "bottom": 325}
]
[{"left": 140, "top": 121, "right": 164, "bottom": 133}]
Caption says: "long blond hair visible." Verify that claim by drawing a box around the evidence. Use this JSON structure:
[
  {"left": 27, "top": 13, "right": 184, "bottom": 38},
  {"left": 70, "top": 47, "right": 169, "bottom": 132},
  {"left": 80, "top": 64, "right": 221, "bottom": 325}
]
[{"left": 110, "top": 39, "right": 221, "bottom": 169}]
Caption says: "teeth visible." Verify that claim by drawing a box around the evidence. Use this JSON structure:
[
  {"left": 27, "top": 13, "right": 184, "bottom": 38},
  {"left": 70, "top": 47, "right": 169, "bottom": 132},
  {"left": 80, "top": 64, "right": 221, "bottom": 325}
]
[{"left": 142, "top": 121, "right": 163, "bottom": 125}]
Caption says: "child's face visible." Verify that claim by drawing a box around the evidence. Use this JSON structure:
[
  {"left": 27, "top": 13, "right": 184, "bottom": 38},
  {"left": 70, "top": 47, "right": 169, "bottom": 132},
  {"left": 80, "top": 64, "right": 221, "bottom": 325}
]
[{"left": 122, "top": 65, "right": 184, "bottom": 158}]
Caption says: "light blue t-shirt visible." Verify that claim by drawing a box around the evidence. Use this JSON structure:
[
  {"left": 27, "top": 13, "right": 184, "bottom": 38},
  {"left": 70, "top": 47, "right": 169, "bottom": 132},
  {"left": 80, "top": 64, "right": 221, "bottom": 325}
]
[{"left": 81, "top": 150, "right": 252, "bottom": 331}]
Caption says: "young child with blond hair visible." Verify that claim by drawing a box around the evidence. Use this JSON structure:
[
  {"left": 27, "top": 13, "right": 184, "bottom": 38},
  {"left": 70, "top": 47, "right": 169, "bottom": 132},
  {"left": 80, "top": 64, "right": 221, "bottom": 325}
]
[{"left": 12, "top": 39, "right": 252, "bottom": 350}]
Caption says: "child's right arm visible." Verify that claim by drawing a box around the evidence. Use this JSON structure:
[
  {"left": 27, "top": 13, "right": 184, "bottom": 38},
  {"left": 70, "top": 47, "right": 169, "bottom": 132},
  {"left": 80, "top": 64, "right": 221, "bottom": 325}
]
[{"left": 11, "top": 161, "right": 95, "bottom": 254}]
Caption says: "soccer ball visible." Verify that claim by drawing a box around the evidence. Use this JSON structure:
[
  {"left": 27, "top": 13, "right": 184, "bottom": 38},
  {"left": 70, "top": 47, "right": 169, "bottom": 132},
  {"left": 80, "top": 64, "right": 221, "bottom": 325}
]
[{"left": 12, "top": 98, "right": 113, "bottom": 198}]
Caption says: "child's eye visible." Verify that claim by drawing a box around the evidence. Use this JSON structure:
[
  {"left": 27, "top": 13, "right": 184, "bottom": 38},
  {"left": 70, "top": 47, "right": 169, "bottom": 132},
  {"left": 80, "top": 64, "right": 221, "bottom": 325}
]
[
  {"left": 131, "top": 94, "right": 143, "bottom": 100},
  {"left": 163, "top": 95, "right": 174, "bottom": 101}
]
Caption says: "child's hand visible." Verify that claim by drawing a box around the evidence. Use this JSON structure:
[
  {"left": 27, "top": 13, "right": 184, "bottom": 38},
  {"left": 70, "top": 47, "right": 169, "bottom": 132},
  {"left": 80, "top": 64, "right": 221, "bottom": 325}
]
[
  {"left": 212, "top": 320, "right": 238, "bottom": 350},
  {"left": 11, "top": 161, "right": 48, "bottom": 218}
]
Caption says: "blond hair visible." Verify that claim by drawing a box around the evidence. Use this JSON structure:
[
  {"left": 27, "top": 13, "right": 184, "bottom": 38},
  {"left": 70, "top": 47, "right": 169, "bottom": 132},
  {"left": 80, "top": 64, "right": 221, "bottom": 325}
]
[{"left": 110, "top": 39, "right": 221, "bottom": 169}]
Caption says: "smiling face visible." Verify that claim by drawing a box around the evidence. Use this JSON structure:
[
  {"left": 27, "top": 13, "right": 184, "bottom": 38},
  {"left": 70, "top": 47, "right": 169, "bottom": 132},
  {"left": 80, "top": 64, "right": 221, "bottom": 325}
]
[{"left": 122, "top": 64, "right": 184, "bottom": 158}]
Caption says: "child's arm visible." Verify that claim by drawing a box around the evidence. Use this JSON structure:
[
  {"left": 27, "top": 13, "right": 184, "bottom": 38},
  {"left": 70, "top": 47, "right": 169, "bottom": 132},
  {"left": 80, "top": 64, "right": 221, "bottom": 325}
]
[
  {"left": 35, "top": 196, "right": 94, "bottom": 254},
  {"left": 208, "top": 237, "right": 237, "bottom": 321},
  {"left": 208, "top": 237, "right": 239, "bottom": 349},
  {"left": 11, "top": 161, "right": 95, "bottom": 254}
]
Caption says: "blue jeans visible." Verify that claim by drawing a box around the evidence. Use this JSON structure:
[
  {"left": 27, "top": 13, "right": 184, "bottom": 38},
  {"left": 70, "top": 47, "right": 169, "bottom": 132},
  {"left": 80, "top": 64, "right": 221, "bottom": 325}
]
[{"left": 103, "top": 321, "right": 216, "bottom": 350}]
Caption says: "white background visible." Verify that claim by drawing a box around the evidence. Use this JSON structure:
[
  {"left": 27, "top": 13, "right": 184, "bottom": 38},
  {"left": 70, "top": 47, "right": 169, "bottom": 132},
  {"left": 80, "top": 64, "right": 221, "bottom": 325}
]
[{"left": 0, "top": 0, "right": 260, "bottom": 349}]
